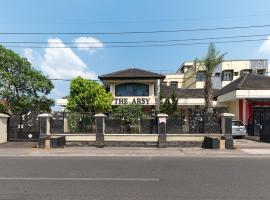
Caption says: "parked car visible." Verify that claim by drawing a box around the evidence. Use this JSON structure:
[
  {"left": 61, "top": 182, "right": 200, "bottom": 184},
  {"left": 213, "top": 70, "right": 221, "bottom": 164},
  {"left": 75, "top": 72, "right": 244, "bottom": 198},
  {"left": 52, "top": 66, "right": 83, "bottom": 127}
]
[{"left": 232, "top": 120, "right": 247, "bottom": 138}]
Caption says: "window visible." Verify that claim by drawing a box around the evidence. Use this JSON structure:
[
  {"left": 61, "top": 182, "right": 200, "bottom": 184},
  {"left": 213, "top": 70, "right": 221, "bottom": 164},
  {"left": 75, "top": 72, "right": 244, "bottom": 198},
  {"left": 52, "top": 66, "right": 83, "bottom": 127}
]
[
  {"left": 240, "top": 69, "right": 252, "bottom": 76},
  {"left": 115, "top": 83, "right": 149, "bottom": 96},
  {"left": 222, "top": 71, "right": 233, "bottom": 81},
  {"left": 234, "top": 72, "right": 239, "bottom": 76},
  {"left": 257, "top": 69, "right": 266, "bottom": 75},
  {"left": 170, "top": 81, "right": 178, "bottom": 89},
  {"left": 215, "top": 72, "right": 221, "bottom": 77},
  {"left": 196, "top": 71, "right": 206, "bottom": 81}
]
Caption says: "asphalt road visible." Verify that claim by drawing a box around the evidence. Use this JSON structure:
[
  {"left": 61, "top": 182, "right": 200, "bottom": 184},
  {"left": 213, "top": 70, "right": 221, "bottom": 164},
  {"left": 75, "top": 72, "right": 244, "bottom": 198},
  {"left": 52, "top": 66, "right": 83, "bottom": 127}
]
[{"left": 0, "top": 156, "right": 269, "bottom": 200}]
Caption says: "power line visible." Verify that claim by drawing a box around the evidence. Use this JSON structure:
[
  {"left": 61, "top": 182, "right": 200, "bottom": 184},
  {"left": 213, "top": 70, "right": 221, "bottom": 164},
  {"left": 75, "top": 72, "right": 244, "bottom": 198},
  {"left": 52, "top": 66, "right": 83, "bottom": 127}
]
[
  {"left": 3, "top": 37, "right": 270, "bottom": 48},
  {"left": 1, "top": 33, "right": 269, "bottom": 45},
  {"left": 49, "top": 72, "right": 270, "bottom": 82},
  {"left": 1, "top": 24, "right": 270, "bottom": 35}
]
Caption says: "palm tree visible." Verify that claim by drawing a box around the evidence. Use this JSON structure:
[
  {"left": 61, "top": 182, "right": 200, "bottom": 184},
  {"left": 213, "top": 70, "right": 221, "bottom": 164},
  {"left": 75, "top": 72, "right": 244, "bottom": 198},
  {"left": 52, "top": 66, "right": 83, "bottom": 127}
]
[{"left": 195, "top": 43, "right": 226, "bottom": 114}]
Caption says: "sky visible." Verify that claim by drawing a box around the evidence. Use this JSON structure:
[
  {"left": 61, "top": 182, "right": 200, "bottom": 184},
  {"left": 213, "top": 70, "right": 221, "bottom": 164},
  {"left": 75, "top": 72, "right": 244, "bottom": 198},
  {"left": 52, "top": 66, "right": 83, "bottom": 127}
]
[{"left": 1, "top": 0, "right": 270, "bottom": 109}]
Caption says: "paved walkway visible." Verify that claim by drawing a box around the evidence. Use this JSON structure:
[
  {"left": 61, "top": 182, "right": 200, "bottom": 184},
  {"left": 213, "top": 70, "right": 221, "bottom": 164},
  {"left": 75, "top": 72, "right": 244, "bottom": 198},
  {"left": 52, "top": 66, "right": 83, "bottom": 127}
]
[{"left": 0, "top": 139, "right": 270, "bottom": 157}]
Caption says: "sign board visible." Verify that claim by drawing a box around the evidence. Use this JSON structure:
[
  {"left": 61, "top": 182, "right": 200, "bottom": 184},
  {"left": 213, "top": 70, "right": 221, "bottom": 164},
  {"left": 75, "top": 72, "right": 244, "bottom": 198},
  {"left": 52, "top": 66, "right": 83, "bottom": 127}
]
[{"left": 113, "top": 97, "right": 155, "bottom": 105}]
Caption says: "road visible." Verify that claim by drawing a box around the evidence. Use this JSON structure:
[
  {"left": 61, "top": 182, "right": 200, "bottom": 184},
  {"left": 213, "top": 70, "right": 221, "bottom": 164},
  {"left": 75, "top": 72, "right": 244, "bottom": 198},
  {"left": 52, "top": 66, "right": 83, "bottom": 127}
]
[{"left": 0, "top": 156, "right": 269, "bottom": 200}]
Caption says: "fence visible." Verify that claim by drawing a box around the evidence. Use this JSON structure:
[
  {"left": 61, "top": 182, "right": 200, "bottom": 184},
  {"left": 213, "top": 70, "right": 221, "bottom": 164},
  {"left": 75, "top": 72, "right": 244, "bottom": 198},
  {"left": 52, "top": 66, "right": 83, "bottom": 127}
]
[
  {"left": 50, "top": 112, "right": 95, "bottom": 134},
  {"left": 7, "top": 111, "right": 40, "bottom": 141},
  {"left": 7, "top": 110, "right": 221, "bottom": 141},
  {"left": 105, "top": 118, "right": 158, "bottom": 134}
]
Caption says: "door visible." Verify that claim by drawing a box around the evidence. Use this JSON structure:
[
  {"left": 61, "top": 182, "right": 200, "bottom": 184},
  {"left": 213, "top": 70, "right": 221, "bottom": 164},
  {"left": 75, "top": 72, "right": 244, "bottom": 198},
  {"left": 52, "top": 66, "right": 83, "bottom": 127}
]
[
  {"left": 253, "top": 110, "right": 262, "bottom": 136},
  {"left": 261, "top": 109, "right": 270, "bottom": 142}
]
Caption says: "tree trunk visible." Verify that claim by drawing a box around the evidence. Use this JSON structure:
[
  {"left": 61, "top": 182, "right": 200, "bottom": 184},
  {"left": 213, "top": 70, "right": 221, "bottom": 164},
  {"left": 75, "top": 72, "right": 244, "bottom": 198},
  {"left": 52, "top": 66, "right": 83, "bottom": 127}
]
[{"left": 204, "top": 76, "right": 213, "bottom": 114}]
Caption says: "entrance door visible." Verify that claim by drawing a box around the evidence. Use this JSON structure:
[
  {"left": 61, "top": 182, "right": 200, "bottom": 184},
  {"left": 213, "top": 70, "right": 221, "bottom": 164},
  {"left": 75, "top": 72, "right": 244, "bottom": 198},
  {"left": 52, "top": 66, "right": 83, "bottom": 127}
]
[
  {"left": 253, "top": 110, "right": 262, "bottom": 136},
  {"left": 253, "top": 108, "right": 270, "bottom": 141},
  {"left": 261, "top": 110, "right": 270, "bottom": 142}
]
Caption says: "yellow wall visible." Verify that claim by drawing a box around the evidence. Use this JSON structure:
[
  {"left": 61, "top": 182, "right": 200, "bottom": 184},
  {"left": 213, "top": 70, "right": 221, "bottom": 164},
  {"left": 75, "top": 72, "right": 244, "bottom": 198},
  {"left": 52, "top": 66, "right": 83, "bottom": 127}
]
[{"left": 225, "top": 100, "right": 239, "bottom": 120}]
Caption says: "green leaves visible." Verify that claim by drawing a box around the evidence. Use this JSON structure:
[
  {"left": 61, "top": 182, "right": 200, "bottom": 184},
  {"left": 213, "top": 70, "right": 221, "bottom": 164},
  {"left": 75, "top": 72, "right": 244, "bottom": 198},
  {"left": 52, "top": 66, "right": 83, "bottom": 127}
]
[
  {"left": 113, "top": 104, "right": 144, "bottom": 124},
  {"left": 195, "top": 43, "right": 225, "bottom": 113},
  {"left": 67, "top": 77, "right": 113, "bottom": 113},
  {"left": 0, "top": 45, "right": 54, "bottom": 115},
  {"left": 160, "top": 90, "right": 179, "bottom": 116}
]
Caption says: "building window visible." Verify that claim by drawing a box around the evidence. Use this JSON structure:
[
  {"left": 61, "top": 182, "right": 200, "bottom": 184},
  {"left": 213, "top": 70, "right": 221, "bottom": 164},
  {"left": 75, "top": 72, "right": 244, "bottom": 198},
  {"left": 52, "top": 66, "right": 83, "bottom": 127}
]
[
  {"left": 170, "top": 81, "right": 178, "bottom": 89},
  {"left": 222, "top": 70, "right": 233, "bottom": 81},
  {"left": 234, "top": 72, "right": 239, "bottom": 76},
  {"left": 196, "top": 71, "right": 206, "bottom": 81},
  {"left": 257, "top": 69, "right": 266, "bottom": 75},
  {"left": 215, "top": 72, "right": 221, "bottom": 77},
  {"left": 240, "top": 69, "right": 252, "bottom": 76},
  {"left": 115, "top": 83, "right": 149, "bottom": 96}
]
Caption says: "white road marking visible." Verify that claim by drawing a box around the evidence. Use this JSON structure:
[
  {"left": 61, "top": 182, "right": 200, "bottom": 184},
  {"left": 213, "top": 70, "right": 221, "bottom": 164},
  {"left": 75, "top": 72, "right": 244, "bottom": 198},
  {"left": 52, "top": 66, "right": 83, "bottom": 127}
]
[{"left": 0, "top": 177, "right": 160, "bottom": 182}]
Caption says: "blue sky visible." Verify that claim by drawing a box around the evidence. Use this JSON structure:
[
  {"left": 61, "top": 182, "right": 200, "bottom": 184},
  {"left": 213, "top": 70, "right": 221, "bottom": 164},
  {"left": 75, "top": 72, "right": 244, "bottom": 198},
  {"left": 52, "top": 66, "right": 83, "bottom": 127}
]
[{"left": 1, "top": 0, "right": 270, "bottom": 108}]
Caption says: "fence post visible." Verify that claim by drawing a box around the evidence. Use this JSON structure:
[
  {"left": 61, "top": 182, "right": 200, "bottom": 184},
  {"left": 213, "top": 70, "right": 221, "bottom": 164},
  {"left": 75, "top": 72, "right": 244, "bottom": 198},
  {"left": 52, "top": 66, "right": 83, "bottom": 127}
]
[
  {"left": 95, "top": 113, "right": 106, "bottom": 148},
  {"left": 0, "top": 113, "right": 10, "bottom": 144},
  {"left": 219, "top": 113, "right": 235, "bottom": 136},
  {"left": 38, "top": 113, "right": 53, "bottom": 136},
  {"left": 157, "top": 113, "right": 168, "bottom": 148}
]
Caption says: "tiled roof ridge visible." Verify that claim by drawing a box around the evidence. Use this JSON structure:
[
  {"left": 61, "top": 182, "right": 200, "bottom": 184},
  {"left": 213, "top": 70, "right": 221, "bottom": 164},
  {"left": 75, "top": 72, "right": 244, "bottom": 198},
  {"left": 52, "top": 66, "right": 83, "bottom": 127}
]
[{"left": 237, "top": 74, "right": 248, "bottom": 90}]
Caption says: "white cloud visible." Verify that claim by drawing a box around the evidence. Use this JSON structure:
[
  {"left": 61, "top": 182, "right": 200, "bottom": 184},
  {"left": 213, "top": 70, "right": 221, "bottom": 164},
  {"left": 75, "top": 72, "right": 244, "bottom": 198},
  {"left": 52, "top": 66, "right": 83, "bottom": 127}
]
[
  {"left": 40, "top": 38, "right": 97, "bottom": 79},
  {"left": 23, "top": 48, "right": 34, "bottom": 61},
  {"left": 73, "top": 36, "right": 104, "bottom": 53},
  {"left": 259, "top": 36, "right": 270, "bottom": 55}
]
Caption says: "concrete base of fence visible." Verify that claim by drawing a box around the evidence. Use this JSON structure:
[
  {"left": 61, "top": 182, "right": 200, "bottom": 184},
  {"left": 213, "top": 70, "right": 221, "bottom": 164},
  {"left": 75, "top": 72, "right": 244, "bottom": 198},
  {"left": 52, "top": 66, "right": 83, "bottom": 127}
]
[
  {"left": 52, "top": 134, "right": 96, "bottom": 142},
  {"left": 46, "top": 134, "right": 221, "bottom": 147}
]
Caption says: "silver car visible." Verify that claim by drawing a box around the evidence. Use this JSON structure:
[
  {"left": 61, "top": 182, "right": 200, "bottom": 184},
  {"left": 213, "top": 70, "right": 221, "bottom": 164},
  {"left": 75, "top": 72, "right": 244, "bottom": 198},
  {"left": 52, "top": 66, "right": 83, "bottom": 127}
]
[{"left": 232, "top": 120, "right": 247, "bottom": 138}]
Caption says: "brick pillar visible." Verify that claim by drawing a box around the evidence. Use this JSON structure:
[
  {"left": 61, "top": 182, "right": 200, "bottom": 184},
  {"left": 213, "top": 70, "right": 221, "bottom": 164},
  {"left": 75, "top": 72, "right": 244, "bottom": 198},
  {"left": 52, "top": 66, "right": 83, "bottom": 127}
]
[
  {"left": 95, "top": 113, "right": 106, "bottom": 148},
  {"left": 38, "top": 113, "right": 53, "bottom": 135},
  {"left": 0, "top": 113, "right": 10, "bottom": 144},
  {"left": 157, "top": 113, "right": 168, "bottom": 148}
]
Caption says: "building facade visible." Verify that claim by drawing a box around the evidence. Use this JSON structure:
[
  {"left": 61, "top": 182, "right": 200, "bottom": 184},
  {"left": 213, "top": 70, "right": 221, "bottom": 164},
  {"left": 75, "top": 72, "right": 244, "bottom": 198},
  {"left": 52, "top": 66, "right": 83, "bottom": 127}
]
[
  {"left": 56, "top": 59, "right": 270, "bottom": 136},
  {"left": 164, "top": 59, "right": 268, "bottom": 89}
]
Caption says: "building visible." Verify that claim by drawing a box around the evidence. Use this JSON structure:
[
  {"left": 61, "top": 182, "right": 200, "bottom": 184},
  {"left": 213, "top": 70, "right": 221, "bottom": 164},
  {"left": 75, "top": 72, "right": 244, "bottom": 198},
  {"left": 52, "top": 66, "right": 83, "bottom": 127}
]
[
  {"left": 215, "top": 74, "right": 270, "bottom": 136},
  {"left": 98, "top": 68, "right": 165, "bottom": 113},
  {"left": 56, "top": 59, "right": 270, "bottom": 136},
  {"left": 164, "top": 59, "right": 268, "bottom": 89}
]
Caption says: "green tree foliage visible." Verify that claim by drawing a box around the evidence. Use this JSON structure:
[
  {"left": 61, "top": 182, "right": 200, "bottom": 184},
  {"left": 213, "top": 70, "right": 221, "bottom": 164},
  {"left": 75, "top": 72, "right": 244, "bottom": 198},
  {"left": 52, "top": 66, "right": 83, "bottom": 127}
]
[
  {"left": 113, "top": 104, "right": 144, "bottom": 124},
  {"left": 195, "top": 43, "right": 225, "bottom": 114},
  {"left": 67, "top": 77, "right": 113, "bottom": 113},
  {"left": 0, "top": 45, "right": 54, "bottom": 115},
  {"left": 160, "top": 90, "right": 179, "bottom": 116}
]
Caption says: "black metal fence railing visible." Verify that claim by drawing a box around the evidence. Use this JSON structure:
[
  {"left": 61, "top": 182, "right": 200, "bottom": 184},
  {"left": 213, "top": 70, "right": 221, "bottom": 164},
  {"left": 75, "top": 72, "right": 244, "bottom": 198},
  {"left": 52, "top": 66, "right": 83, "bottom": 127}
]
[
  {"left": 50, "top": 112, "right": 95, "bottom": 134},
  {"left": 105, "top": 118, "right": 158, "bottom": 134},
  {"left": 105, "top": 119, "right": 122, "bottom": 134},
  {"left": 7, "top": 110, "right": 221, "bottom": 139},
  {"left": 7, "top": 111, "right": 40, "bottom": 141},
  {"left": 140, "top": 119, "right": 158, "bottom": 134},
  {"left": 166, "top": 113, "right": 220, "bottom": 134}
]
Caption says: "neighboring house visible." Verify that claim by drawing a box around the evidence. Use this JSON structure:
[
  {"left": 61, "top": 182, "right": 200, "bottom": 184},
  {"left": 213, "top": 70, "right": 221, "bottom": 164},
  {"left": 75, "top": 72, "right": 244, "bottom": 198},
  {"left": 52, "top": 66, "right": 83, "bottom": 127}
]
[
  {"left": 215, "top": 74, "right": 270, "bottom": 135},
  {"left": 164, "top": 59, "right": 268, "bottom": 89}
]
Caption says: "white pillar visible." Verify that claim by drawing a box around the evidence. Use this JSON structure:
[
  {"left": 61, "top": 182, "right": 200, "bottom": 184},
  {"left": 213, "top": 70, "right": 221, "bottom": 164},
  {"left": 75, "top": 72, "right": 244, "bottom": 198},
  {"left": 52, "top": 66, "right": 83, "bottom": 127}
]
[
  {"left": 38, "top": 113, "right": 53, "bottom": 135},
  {"left": 0, "top": 113, "right": 10, "bottom": 143}
]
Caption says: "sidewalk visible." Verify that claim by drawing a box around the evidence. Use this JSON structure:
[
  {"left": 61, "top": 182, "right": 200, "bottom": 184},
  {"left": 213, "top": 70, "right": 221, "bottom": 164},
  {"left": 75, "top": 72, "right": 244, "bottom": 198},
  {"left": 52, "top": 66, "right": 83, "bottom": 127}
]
[
  {"left": 0, "top": 146, "right": 267, "bottom": 157},
  {"left": 0, "top": 140, "right": 270, "bottom": 157}
]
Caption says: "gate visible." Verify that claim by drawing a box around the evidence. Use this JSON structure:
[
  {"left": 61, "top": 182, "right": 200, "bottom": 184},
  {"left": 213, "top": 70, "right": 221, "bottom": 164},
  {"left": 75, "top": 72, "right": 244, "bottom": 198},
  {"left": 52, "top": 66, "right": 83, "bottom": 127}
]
[
  {"left": 261, "top": 111, "right": 270, "bottom": 142},
  {"left": 247, "top": 108, "right": 270, "bottom": 142},
  {"left": 7, "top": 111, "right": 40, "bottom": 141}
]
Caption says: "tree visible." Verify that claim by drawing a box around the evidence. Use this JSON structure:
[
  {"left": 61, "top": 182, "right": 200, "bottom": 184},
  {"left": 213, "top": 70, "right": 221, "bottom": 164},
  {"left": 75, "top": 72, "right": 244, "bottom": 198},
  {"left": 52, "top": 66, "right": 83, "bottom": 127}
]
[
  {"left": 67, "top": 77, "right": 113, "bottom": 113},
  {"left": 0, "top": 45, "right": 54, "bottom": 115},
  {"left": 113, "top": 104, "right": 144, "bottom": 124},
  {"left": 160, "top": 90, "right": 179, "bottom": 116},
  {"left": 195, "top": 43, "right": 225, "bottom": 114}
]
